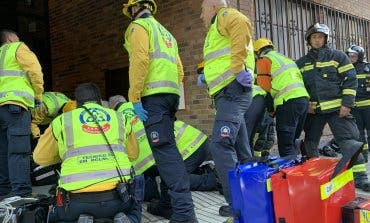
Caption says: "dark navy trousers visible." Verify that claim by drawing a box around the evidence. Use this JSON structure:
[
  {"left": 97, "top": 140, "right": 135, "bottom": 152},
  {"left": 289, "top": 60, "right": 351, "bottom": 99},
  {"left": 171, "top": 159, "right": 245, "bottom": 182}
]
[
  {"left": 141, "top": 94, "right": 196, "bottom": 222},
  {"left": 245, "top": 95, "right": 266, "bottom": 152},
  {"left": 275, "top": 97, "right": 308, "bottom": 157},
  {"left": 209, "top": 80, "right": 252, "bottom": 205},
  {"left": 353, "top": 106, "right": 370, "bottom": 160},
  {"left": 0, "top": 104, "right": 32, "bottom": 197}
]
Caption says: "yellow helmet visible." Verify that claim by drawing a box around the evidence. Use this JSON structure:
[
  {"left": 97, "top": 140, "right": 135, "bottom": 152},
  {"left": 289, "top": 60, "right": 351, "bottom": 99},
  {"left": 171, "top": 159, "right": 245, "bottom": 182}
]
[
  {"left": 122, "top": 0, "right": 157, "bottom": 18},
  {"left": 253, "top": 38, "right": 274, "bottom": 53},
  {"left": 197, "top": 61, "right": 204, "bottom": 74}
]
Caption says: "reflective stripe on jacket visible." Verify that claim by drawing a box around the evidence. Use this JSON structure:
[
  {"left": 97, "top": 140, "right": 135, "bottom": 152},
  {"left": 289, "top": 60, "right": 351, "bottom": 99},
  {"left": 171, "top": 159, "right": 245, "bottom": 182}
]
[
  {"left": 354, "top": 62, "right": 370, "bottom": 107},
  {"left": 296, "top": 45, "right": 357, "bottom": 113},
  {"left": 253, "top": 73, "right": 267, "bottom": 97}
]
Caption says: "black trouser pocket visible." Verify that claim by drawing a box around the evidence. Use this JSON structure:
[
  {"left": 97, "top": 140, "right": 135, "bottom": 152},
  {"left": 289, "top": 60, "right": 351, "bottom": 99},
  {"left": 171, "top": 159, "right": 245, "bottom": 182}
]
[{"left": 144, "top": 115, "right": 173, "bottom": 148}]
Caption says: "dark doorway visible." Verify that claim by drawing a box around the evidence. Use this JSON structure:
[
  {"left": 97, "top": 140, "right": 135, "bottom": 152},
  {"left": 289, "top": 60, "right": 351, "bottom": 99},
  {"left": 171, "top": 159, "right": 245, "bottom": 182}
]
[
  {"left": 0, "top": 0, "right": 52, "bottom": 91},
  {"left": 0, "top": 2, "right": 17, "bottom": 30},
  {"left": 105, "top": 67, "right": 130, "bottom": 100}
]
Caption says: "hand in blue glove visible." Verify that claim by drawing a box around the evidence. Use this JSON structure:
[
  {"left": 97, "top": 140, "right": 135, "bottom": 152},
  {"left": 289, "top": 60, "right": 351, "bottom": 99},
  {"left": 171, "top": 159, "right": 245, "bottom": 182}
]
[
  {"left": 35, "top": 101, "right": 43, "bottom": 108},
  {"left": 197, "top": 73, "right": 206, "bottom": 88},
  {"left": 133, "top": 102, "right": 148, "bottom": 122},
  {"left": 236, "top": 69, "right": 253, "bottom": 87}
]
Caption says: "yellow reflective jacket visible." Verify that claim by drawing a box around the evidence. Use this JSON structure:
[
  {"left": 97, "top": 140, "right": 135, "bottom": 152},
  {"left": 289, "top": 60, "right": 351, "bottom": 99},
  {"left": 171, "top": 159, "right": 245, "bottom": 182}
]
[
  {"left": 124, "top": 16, "right": 182, "bottom": 101},
  {"left": 51, "top": 103, "right": 132, "bottom": 191},
  {"left": 203, "top": 8, "right": 255, "bottom": 96},
  {"left": 118, "top": 102, "right": 207, "bottom": 175},
  {"left": 263, "top": 50, "right": 309, "bottom": 109},
  {"left": 0, "top": 42, "right": 36, "bottom": 108}
]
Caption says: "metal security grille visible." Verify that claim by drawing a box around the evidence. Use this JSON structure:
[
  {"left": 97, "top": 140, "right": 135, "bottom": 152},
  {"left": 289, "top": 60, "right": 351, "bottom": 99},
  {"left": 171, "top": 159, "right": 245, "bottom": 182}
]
[{"left": 254, "top": 0, "right": 370, "bottom": 60}]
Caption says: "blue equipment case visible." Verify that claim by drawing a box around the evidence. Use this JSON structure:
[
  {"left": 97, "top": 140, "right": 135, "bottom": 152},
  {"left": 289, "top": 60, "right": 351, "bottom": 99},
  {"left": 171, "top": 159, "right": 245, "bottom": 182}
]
[{"left": 229, "top": 157, "right": 295, "bottom": 223}]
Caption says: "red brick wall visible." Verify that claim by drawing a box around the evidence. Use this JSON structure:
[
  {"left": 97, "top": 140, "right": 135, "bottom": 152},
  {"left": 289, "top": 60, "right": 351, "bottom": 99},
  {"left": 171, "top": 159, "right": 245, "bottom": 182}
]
[
  {"left": 48, "top": 0, "right": 370, "bottom": 136},
  {"left": 48, "top": 0, "right": 130, "bottom": 96},
  {"left": 157, "top": 0, "right": 214, "bottom": 134},
  {"left": 316, "top": 0, "right": 370, "bottom": 20},
  {"left": 48, "top": 0, "right": 219, "bottom": 134}
]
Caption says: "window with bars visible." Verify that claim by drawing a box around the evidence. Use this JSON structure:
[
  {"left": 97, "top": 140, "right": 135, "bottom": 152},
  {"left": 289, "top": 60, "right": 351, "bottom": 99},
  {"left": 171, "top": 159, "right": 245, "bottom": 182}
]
[{"left": 254, "top": 0, "right": 370, "bottom": 60}]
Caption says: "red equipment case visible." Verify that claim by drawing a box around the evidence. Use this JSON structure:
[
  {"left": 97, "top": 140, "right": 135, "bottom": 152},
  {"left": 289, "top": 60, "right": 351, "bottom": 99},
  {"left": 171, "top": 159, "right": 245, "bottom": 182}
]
[
  {"left": 342, "top": 197, "right": 370, "bottom": 223},
  {"left": 271, "top": 157, "right": 355, "bottom": 223}
]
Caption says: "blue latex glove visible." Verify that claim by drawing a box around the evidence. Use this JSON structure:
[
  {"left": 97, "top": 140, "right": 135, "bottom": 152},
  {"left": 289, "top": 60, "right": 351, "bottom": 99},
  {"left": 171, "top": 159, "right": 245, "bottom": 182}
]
[
  {"left": 197, "top": 73, "right": 206, "bottom": 88},
  {"left": 133, "top": 102, "right": 148, "bottom": 122},
  {"left": 236, "top": 69, "right": 253, "bottom": 87},
  {"left": 35, "top": 101, "right": 43, "bottom": 108}
]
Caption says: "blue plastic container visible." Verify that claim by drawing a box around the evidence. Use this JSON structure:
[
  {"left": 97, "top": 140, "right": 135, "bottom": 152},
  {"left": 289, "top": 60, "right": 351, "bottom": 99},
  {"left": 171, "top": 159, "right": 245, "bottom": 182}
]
[{"left": 229, "top": 158, "right": 295, "bottom": 223}]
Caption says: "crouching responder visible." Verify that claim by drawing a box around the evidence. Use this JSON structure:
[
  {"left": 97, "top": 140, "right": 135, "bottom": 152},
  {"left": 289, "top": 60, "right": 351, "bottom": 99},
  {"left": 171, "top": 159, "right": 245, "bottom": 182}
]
[
  {"left": 254, "top": 37, "right": 309, "bottom": 158},
  {"left": 33, "top": 83, "right": 141, "bottom": 223},
  {"left": 109, "top": 95, "right": 219, "bottom": 220},
  {"left": 296, "top": 23, "right": 370, "bottom": 191},
  {"left": 346, "top": 45, "right": 370, "bottom": 163},
  {"left": 31, "top": 92, "right": 71, "bottom": 139},
  {"left": 30, "top": 100, "right": 76, "bottom": 187},
  {"left": 30, "top": 92, "right": 70, "bottom": 187}
]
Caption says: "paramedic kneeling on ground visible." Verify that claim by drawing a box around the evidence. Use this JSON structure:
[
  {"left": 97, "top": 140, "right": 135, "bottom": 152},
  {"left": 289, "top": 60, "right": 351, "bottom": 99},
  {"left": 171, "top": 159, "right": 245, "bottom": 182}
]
[{"left": 33, "top": 83, "right": 141, "bottom": 223}]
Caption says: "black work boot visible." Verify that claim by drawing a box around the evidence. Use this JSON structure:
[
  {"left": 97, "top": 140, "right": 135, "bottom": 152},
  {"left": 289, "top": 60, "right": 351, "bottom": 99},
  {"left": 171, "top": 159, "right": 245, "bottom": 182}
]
[
  {"left": 147, "top": 200, "right": 172, "bottom": 219},
  {"left": 219, "top": 205, "right": 232, "bottom": 217},
  {"left": 354, "top": 172, "right": 370, "bottom": 192},
  {"left": 319, "top": 145, "right": 338, "bottom": 157}
]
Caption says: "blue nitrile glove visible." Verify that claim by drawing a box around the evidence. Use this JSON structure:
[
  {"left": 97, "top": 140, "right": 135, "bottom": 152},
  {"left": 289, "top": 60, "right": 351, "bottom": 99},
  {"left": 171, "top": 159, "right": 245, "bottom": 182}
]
[
  {"left": 236, "top": 69, "right": 253, "bottom": 87},
  {"left": 197, "top": 73, "right": 206, "bottom": 88},
  {"left": 35, "top": 101, "right": 43, "bottom": 108},
  {"left": 133, "top": 102, "right": 148, "bottom": 122}
]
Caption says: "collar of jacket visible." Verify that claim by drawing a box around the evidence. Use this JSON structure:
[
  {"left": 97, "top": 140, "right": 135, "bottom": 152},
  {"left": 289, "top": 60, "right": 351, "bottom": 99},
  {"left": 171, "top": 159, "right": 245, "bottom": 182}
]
[
  {"left": 261, "top": 48, "right": 274, "bottom": 56},
  {"left": 138, "top": 12, "right": 152, "bottom": 18},
  {"left": 353, "top": 61, "right": 367, "bottom": 66},
  {"left": 308, "top": 44, "right": 330, "bottom": 59}
]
